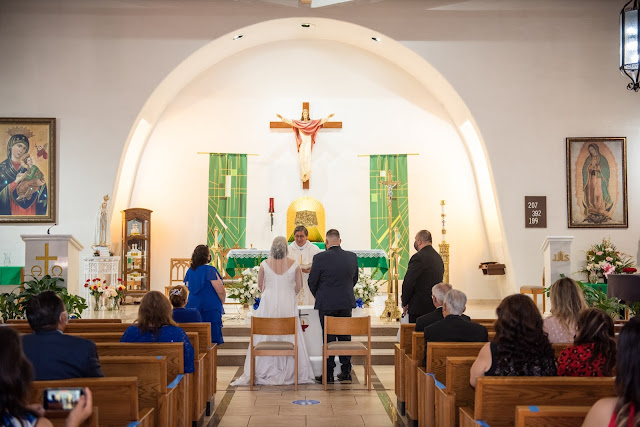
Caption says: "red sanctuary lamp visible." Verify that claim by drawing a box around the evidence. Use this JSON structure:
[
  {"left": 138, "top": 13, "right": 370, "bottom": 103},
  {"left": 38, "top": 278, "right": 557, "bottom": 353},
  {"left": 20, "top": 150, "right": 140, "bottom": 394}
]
[{"left": 269, "top": 198, "right": 275, "bottom": 231}]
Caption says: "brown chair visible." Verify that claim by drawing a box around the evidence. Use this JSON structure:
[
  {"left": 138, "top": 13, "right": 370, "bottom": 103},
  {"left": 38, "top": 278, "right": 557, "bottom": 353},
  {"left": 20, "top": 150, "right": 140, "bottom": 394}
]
[
  {"left": 519, "top": 286, "right": 546, "bottom": 312},
  {"left": 250, "top": 316, "right": 298, "bottom": 391},
  {"left": 165, "top": 258, "right": 191, "bottom": 296},
  {"left": 323, "top": 315, "right": 371, "bottom": 391}
]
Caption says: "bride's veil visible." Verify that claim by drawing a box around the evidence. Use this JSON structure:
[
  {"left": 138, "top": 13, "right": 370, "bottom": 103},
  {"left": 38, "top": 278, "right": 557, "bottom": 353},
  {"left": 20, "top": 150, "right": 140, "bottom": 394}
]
[{"left": 262, "top": 236, "right": 302, "bottom": 293}]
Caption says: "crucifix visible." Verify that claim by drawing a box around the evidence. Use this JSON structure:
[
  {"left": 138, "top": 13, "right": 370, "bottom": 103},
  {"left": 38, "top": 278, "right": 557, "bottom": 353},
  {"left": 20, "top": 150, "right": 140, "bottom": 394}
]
[
  {"left": 379, "top": 170, "right": 402, "bottom": 321},
  {"left": 270, "top": 101, "right": 342, "bottom": 189}
]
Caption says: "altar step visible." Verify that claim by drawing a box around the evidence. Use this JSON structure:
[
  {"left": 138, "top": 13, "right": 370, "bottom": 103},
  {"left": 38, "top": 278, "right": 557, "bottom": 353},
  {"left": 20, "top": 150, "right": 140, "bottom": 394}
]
[{"left": 218, "top": 324, "right": 399, "bottom": 366}]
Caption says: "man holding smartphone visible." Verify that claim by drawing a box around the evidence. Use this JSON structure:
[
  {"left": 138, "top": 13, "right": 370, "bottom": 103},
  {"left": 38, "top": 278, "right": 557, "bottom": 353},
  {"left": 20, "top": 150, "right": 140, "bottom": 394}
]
[{"left": 22, "top": 291, "right": 104, "bottom": 380}]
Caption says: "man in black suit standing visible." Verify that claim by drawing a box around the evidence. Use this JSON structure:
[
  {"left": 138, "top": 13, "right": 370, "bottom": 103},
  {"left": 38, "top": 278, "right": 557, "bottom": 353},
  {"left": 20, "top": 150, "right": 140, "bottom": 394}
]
[
  {"left": 401, "top": 229, "right": 444, "bottom": 323},
  {"left": 22, "top": 291, "right": 104, "bottom": 381},
  {"left": 308, "top": 228, "right": 359, "bottom": 383},
  {"left": 423, "top": 289, "right": 488, "bottom": 364},
  {"left": 415, "top": 282, "right": 453, "bottom": 333}
]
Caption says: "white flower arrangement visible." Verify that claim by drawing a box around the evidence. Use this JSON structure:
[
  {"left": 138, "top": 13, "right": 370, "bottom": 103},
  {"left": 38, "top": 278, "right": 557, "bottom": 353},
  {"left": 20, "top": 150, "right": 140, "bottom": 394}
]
[
  {"left": 228, "top": 266, "right": 261, "bottom": 305},
  {"left": 354, "top": 267, "right": 382, "bottom": 306}
]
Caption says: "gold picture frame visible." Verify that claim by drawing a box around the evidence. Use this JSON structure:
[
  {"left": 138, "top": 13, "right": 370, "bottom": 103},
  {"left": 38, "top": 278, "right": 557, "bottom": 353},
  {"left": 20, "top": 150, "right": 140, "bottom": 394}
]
[
  {"left": 566, "top": 137, "right": 627, "bottom": 228},
  {"left": 0, "top": 118, "right": 56, "bottom": 223}
]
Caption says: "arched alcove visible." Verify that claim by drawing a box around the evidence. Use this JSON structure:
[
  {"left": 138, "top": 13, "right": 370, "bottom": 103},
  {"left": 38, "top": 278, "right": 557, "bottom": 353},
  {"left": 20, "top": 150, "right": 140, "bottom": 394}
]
[{"left": 110, "top": 18, "right": 512, "bottom": 298}]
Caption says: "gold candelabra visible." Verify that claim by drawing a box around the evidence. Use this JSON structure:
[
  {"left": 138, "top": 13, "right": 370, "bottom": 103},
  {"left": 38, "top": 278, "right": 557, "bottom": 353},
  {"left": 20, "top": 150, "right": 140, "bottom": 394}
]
[
  {"left": 379, "top": 170, "right": 402, "bottom": 321},
  {"left": 439, "top": 200, "right": 450, "bottom": 283},
  {"left": 210, "top": 226, "right": 226, "bottom": 274}
]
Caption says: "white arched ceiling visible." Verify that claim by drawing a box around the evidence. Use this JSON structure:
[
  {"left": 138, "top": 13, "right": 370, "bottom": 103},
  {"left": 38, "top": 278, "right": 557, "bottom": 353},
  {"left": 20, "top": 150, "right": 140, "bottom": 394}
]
[{"left": 110, "top": 17, "right": 513, "bottom": 294}]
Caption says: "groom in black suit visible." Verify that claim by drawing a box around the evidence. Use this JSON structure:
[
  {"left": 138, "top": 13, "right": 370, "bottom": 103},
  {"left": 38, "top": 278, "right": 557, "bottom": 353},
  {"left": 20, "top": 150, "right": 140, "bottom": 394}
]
[{"left": 308, "top": 228, "right": 359, "bottom": 383}]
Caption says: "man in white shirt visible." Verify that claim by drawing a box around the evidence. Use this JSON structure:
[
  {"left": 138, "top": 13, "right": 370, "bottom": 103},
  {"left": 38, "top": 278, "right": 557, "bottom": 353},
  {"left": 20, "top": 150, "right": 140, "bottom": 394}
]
[{"left": 288, "top": 225, "right": 321, "bottom": 305}]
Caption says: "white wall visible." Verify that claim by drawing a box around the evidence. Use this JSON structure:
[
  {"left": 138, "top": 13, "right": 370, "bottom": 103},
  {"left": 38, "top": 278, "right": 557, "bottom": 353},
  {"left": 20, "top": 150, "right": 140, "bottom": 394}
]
[
  {"left": 130, "top": 39, "right": 493, "bottom": 298},
  {"left": 0, "top": 1, "right": 637, "bottom": 298}
]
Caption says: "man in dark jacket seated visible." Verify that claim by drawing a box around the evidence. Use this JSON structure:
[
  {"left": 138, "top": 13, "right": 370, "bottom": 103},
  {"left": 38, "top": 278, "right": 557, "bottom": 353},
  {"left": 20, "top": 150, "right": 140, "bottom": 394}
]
[
  {"left": 22, "top": 291, "right": 104, "bottom": 380},
  {"left": 423, "top": 289, "right": 488, "bottom": 365},
  {"left": 415, "top": 282, "right": 456, "bottom": 332}
]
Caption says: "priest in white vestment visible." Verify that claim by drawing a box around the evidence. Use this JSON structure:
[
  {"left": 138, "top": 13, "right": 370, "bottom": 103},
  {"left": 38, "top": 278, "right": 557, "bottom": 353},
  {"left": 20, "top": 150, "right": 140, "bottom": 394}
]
[{"left": 288, "top": 225, "right": 321, "bottom": 306}]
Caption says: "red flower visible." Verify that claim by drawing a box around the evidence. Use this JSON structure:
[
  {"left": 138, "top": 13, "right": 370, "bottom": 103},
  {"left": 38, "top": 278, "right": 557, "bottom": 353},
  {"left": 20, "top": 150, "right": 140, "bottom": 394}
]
[
  {"left": 84, "top": 283, "right": 88, "bottom": 287},
  {"left": 623, "top": 267, "right": 637, "bottom": 274},
  {"left": 117, "top": 278, "right": 122, "bottom": 282}
]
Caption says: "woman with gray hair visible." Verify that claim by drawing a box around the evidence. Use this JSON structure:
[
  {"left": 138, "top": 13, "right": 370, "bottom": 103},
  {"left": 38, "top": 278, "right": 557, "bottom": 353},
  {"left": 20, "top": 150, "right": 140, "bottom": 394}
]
[{"left": 231, "top": 236, "right": 316, "bottom": 386}]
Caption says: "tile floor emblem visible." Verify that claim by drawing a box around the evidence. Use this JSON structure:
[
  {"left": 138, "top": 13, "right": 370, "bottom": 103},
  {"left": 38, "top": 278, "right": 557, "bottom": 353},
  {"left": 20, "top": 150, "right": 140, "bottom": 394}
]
[{"left": 291, "top": 399, "right": 321, "bottom": 406}]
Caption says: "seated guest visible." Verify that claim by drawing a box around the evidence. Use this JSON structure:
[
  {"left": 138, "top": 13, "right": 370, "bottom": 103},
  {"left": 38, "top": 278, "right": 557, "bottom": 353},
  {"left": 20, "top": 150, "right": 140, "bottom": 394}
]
[
  {"left": 22, "top": 291, "right": 104, "bottom": 380},
  {"left": 470, "top": 294, "right": 556, "bottom": 387},
  {"left": 169, "top": 285, "right": 203, "bottom": 323},
  {"left": 557, "top": 308, "right": 616, "bottom": 377},
  {"left": 415, "top": 282, "right": 454, "bottom": 332},
  {"left": 582, "top": 315, "right": 640, "bottom": 427},
  {"left": 1, "top": 327, "right": 94, "bottom": 427},
  {"left": 543, "top": 277, "right": 587, "bottom": 343},
  {"left": 423, "top": 289, "right": 488, "bottom": 364},
  {"left": 121, "top": 291, "right": 195, "bottom": 373}
]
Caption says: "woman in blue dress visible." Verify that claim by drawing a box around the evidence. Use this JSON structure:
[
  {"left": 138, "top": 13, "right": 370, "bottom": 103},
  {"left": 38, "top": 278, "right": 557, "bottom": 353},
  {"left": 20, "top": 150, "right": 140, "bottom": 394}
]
[
  {"left": 184, "top": 244, "right": 226, "bottom": 344},
  {"left": 169, "top": 285, "right": 203, "bottom": 323},
  {"left": 120, "top": 291, "right": 194, "bottom": 373}
]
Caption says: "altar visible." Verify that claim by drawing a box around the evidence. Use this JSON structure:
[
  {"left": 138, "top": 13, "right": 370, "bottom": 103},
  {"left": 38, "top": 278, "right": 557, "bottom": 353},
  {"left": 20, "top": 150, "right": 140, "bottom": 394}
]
[{"left": 224, "top": 248, "right": 389, "bottom": 277}]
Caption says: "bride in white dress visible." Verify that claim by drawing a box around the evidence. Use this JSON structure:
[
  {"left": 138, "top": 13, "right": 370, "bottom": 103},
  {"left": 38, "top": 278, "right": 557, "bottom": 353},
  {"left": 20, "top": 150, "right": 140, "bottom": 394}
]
[{"left": 231, "top": 236, "right": 316, "bottom": 386}]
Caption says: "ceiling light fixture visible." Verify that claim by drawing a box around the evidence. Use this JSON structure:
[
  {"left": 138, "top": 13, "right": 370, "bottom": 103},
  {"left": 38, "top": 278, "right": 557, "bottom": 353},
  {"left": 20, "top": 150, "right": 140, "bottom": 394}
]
[
  {"left": 233, "top": 34, "right": 244, "bottom": 40},
  {"left": 620, "top": 0, "right": 640, "bottom": 91},
  {"left": 371, "top": 37, "right": 382, "bottom": 42},
  {"left": 301, "top": 23, "right": 312, "bottom": 28}
]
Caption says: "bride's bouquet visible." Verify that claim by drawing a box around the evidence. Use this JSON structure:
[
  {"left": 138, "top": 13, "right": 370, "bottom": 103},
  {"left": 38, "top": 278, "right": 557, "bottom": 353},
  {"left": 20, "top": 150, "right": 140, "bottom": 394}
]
[{"left": 228, "top": 266, "right": 261, "bottom": 306}]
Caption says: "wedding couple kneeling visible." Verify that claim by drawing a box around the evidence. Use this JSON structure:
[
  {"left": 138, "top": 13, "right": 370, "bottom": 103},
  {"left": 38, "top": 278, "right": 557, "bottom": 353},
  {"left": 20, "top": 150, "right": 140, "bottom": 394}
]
[{"left": 231, "top": 229, "right": 359, "bottom": 386}]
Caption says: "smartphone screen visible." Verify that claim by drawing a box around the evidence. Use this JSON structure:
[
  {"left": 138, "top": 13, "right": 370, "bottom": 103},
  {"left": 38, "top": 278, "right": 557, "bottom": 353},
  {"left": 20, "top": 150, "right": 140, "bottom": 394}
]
[{"left": 43, "top": 388, "right": 84, "bottom": 410}]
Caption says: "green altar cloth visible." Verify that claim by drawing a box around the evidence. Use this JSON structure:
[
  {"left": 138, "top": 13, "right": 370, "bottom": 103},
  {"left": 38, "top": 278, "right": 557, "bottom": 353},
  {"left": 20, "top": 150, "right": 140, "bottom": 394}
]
[
  {"left": 584, "top": 282, "right": 607, "bottom": 294},
  {"left": 0, "top": 266, "right": 23, "bottom": 286},
  {"left": 225, "top": 248, "right": 388, "bottom": 278}
]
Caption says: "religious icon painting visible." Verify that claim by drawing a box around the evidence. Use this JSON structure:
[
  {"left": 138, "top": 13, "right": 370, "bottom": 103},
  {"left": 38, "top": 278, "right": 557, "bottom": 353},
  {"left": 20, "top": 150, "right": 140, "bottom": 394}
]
[
  {"left": 0, "top": 118, "right": 56, "bottom": 223},
  {"left": 566, "top": 137, "right": 627, "bottom": 228}
]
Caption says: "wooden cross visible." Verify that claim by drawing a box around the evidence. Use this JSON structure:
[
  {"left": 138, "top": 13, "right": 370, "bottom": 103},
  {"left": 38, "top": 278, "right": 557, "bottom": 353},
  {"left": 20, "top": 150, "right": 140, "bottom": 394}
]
[
  {"left": 269, "top": 101, "right": 342, "bottom": 189},
  {"left": 35, "top": 243, "right": 58, "bottom": 276}
]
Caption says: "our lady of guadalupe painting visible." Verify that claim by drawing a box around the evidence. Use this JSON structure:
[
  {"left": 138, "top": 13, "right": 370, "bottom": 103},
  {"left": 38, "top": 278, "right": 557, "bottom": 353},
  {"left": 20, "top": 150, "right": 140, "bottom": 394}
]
[
  {"left": 566, "top": 137, "right": 627, "bottom": 228},
  {"left": 0, "top": 118, "right": 56, "bottom": 223}
]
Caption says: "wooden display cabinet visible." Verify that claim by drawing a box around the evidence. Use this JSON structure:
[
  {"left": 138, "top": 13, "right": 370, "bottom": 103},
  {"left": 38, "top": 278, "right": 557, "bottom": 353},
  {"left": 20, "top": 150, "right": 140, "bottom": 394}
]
[{"left": 121, "top": 208, "right": 152, "bottom": 299}]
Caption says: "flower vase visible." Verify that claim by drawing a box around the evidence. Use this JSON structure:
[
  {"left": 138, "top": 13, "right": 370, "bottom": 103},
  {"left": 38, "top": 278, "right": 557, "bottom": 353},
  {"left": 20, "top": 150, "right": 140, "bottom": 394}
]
[
  {"left": 588, "top": 271, "right": 598, "bottom": 284},
  {"left": 112, "top": 297, "right": 120, "bottom": 311},
  {"left": 92, "top": 295, "right": 100, "bottom": 312}
]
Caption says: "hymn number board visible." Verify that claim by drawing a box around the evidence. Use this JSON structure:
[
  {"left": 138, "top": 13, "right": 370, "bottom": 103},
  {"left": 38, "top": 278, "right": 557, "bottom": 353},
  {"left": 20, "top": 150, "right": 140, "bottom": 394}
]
[{"left": 525, "top": 196, "right": 547, "bottom": 228}]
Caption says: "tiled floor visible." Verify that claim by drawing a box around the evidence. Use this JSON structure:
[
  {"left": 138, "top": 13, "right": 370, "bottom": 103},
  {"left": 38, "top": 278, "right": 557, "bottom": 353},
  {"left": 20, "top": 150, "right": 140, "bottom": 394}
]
[{"left": 208, "top": 365, "right": 405, "bottom": 427}]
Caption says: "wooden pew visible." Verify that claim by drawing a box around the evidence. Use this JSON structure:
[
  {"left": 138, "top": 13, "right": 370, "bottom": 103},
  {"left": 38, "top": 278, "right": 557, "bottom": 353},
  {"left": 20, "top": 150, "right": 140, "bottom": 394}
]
[
  {"left": 68, "top": 331, "right": 207, "bottom": 424},
  {"left": 178, "top": 322, "right": 218, "bottom": 404},
  {"left": 95, "top": 342, "right": 190, "bottom": 427},
  {"left": 433, "top": 343, "right": 572, "bottom": 427},
  {"left": 515, "top": 405, "right": 591, "bottom": 427},
  {"left": 459, "top": 377, "right": 616, "bottom": 427},
  {"left": 43, "top": 408, "right": 98, "bottom": 427},
  {"left": 6, "top": 318, "right": 123, "bottom": 323},
  {"left": 417, "top": 342, "right": 486, "bottom": 427},
  {"left": 404, "top": 331, "right": 425, "bottom": 425},
  {"left": 394, "top": 323, "right": 415, "bottom": 415},
  {"left": 100, "top": 355, "right": 174, "bottom": 427},
  {"left": 29, "top": 377, "right": 154, "bottom": 427}
]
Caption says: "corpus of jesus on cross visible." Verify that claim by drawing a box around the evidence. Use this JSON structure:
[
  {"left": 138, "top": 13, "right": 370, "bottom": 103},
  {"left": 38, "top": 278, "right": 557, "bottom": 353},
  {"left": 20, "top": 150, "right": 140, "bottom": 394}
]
[{"left": 270, "top": 101, "right": 342, "bottom": 189}]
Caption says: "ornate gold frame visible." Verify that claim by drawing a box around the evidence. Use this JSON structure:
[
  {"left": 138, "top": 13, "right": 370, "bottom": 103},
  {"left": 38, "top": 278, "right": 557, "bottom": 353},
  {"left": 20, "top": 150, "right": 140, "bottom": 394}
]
[
  {"left": 566, "top": 137, "right": 628, "bottom": 228},
  {"left": 0, "top": 118, "right": 56, "bottom": 223}
]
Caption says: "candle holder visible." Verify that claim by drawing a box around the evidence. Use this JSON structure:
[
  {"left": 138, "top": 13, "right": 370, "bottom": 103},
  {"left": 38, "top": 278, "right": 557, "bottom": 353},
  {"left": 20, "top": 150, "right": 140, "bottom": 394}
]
[
  {"left": 268, "top": 198, "right": 275, "bottom": 231},
  {"left": 439, "top": 200, "right": 450, "bottom": 284}
]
